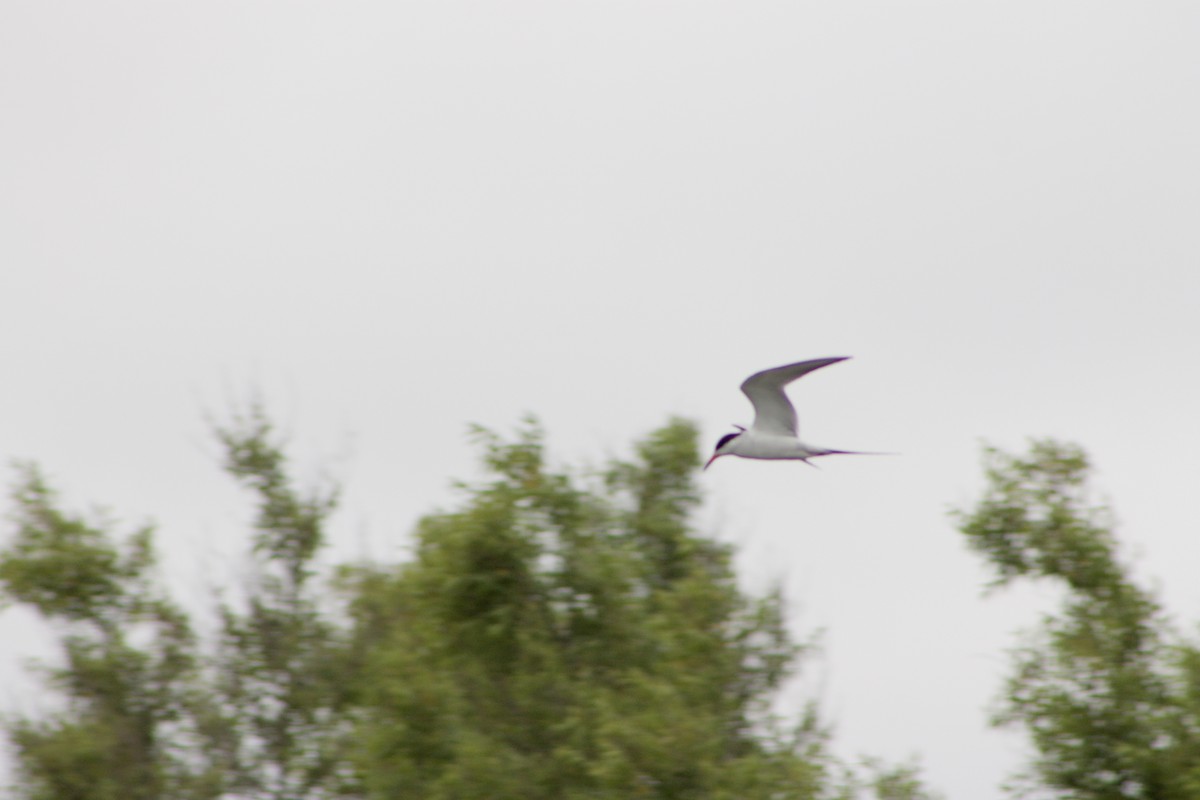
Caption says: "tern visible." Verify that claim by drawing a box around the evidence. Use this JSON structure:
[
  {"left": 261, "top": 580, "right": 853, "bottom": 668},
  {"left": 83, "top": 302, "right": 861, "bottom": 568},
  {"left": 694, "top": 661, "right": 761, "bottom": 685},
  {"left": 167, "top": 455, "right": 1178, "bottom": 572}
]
[{"left": 704, "top": 357, "right": 873, "bottom": 470}]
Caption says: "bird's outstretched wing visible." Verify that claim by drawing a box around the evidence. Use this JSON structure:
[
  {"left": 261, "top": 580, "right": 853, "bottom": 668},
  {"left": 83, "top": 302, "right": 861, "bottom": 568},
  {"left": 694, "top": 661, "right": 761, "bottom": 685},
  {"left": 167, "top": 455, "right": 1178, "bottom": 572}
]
[{"left": 740, "top": 357, "right": 849, "bottom": 436}]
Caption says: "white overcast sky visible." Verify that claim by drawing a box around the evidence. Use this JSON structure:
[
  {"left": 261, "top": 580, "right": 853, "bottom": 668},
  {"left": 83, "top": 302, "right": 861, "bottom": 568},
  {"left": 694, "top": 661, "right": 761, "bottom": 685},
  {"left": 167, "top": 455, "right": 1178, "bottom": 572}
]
[{"left": 3, "top": 2, "right": 1200, "bottom": 797}]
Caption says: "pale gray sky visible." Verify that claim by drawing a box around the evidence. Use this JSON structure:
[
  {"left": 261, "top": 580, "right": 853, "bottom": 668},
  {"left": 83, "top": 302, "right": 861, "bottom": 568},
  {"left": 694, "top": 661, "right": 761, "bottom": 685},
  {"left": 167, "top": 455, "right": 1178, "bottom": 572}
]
[{"left": 3, "top": 2, "right": 1200, "bottom": 797}]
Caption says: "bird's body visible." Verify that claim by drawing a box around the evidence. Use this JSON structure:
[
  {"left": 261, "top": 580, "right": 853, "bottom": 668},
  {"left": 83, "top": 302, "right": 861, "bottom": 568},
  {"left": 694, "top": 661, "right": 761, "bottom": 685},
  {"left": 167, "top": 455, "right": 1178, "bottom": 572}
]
[
  {"left": 705, "top": 356, "right": 870, "bottom": 469},
  {"left": 714, "top": 428, "right": 842, "bottom": 461}
]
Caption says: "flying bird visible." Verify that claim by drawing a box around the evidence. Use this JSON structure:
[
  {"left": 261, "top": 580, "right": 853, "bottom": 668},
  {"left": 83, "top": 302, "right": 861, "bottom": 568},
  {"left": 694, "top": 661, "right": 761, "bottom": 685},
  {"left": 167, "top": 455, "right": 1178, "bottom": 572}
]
[{"left": 705, "top": 357, "right": 874, "bottom": 470}]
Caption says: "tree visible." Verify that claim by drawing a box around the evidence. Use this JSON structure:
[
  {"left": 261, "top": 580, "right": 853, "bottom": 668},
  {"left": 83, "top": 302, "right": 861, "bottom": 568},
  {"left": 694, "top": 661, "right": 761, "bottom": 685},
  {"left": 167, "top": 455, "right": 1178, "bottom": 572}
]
[
  {"left": 341, "top": 417, "right": 833, "bottom": 799},
  {"left": 203, "top": 406, "right": 357, "bottom": 799},
  {"left": 0, "top": 463, "right": 214, "bottom": 800},
  {"left": 2, "top": 410, "right": 936, "bottom": 799},
  {"left": 0, "top": 407, "right": 352, "bottom": 800},
  {"left": 954, "top": 440, "right": 1200, "bottom": 799}
]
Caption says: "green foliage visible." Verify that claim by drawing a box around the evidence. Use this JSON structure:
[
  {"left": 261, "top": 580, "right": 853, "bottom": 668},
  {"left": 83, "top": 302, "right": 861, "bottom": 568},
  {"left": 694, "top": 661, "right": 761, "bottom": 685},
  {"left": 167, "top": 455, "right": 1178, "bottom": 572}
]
[
  {"left": 343, "top": 417, "right": 832, "bottom": 800},
  {"left": 955, "top": 440, "right": 1200, "bottom": 799},
  {"left": 204, "top": 405, "right": 355, "bottom": 799},
  {"left": 215, "top": 406, "right": 336, "bottom": 586},
  {"left": 2, "top": 410, "right": 937, "bottom": 800},
  {"left": 0, "top": 464, "right": 208, "bottom": 800},
  {"left": 1, "top": 464, "right": 143, "bottom": 622},
  {"left": 0, "top": 407, "right": 350, "bottom": 800},
  {"left": 853, "top": 759, "right": 943, "bottom": 800}
]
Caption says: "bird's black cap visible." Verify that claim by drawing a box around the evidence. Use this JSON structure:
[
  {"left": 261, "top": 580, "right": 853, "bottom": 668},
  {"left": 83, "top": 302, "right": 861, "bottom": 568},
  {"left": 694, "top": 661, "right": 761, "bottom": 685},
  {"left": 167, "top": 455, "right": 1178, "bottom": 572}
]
[{"left": 714, "top": 432, "right": 741, "bottom": 452}]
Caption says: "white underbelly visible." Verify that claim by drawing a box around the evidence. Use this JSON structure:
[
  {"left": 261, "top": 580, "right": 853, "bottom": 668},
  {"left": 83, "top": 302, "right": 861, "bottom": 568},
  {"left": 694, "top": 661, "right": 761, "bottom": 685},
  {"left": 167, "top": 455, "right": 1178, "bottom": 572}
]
[{"left": 733, "top": 433, "right": 809, "bottom": 460}]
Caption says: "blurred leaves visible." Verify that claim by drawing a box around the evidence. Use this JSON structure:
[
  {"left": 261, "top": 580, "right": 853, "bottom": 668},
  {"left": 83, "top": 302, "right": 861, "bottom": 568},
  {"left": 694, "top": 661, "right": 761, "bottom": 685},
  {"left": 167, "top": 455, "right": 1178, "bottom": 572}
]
[
  {"left": 1, "top": 410, "right": 935, "bottom": 800},
  {"left": 344, "top": 415, "right": 834, "bottom": 799},
  {"left": 955, "top": 439, "right": 1200, "bottom": 799},
  {"left": 1, "top": 465, "right": 204, "bottom": 800}
]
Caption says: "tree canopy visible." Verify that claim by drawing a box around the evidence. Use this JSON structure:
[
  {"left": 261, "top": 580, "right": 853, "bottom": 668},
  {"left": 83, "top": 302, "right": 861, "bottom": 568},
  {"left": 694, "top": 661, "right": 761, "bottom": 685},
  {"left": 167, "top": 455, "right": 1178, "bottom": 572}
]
[
  {"left": 1, "top": 410, "right": 933, "bottom": 800},
  {"left": 954, "top": 440, "right": 1200, "bottom": 799}
]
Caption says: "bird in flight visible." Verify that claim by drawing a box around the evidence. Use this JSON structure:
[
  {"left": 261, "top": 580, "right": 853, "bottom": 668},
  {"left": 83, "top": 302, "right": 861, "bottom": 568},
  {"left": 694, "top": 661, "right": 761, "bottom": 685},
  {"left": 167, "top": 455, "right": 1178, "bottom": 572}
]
[{"left": 705, "top": 357, "right": 875, "bottom": 470}]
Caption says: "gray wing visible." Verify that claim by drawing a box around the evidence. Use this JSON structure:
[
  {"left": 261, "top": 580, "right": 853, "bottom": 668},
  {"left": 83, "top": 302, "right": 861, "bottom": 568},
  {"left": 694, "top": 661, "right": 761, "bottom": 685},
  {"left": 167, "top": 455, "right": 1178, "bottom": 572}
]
[{"left": 740, "top": 357, "right": 849, "bottom": 436}]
